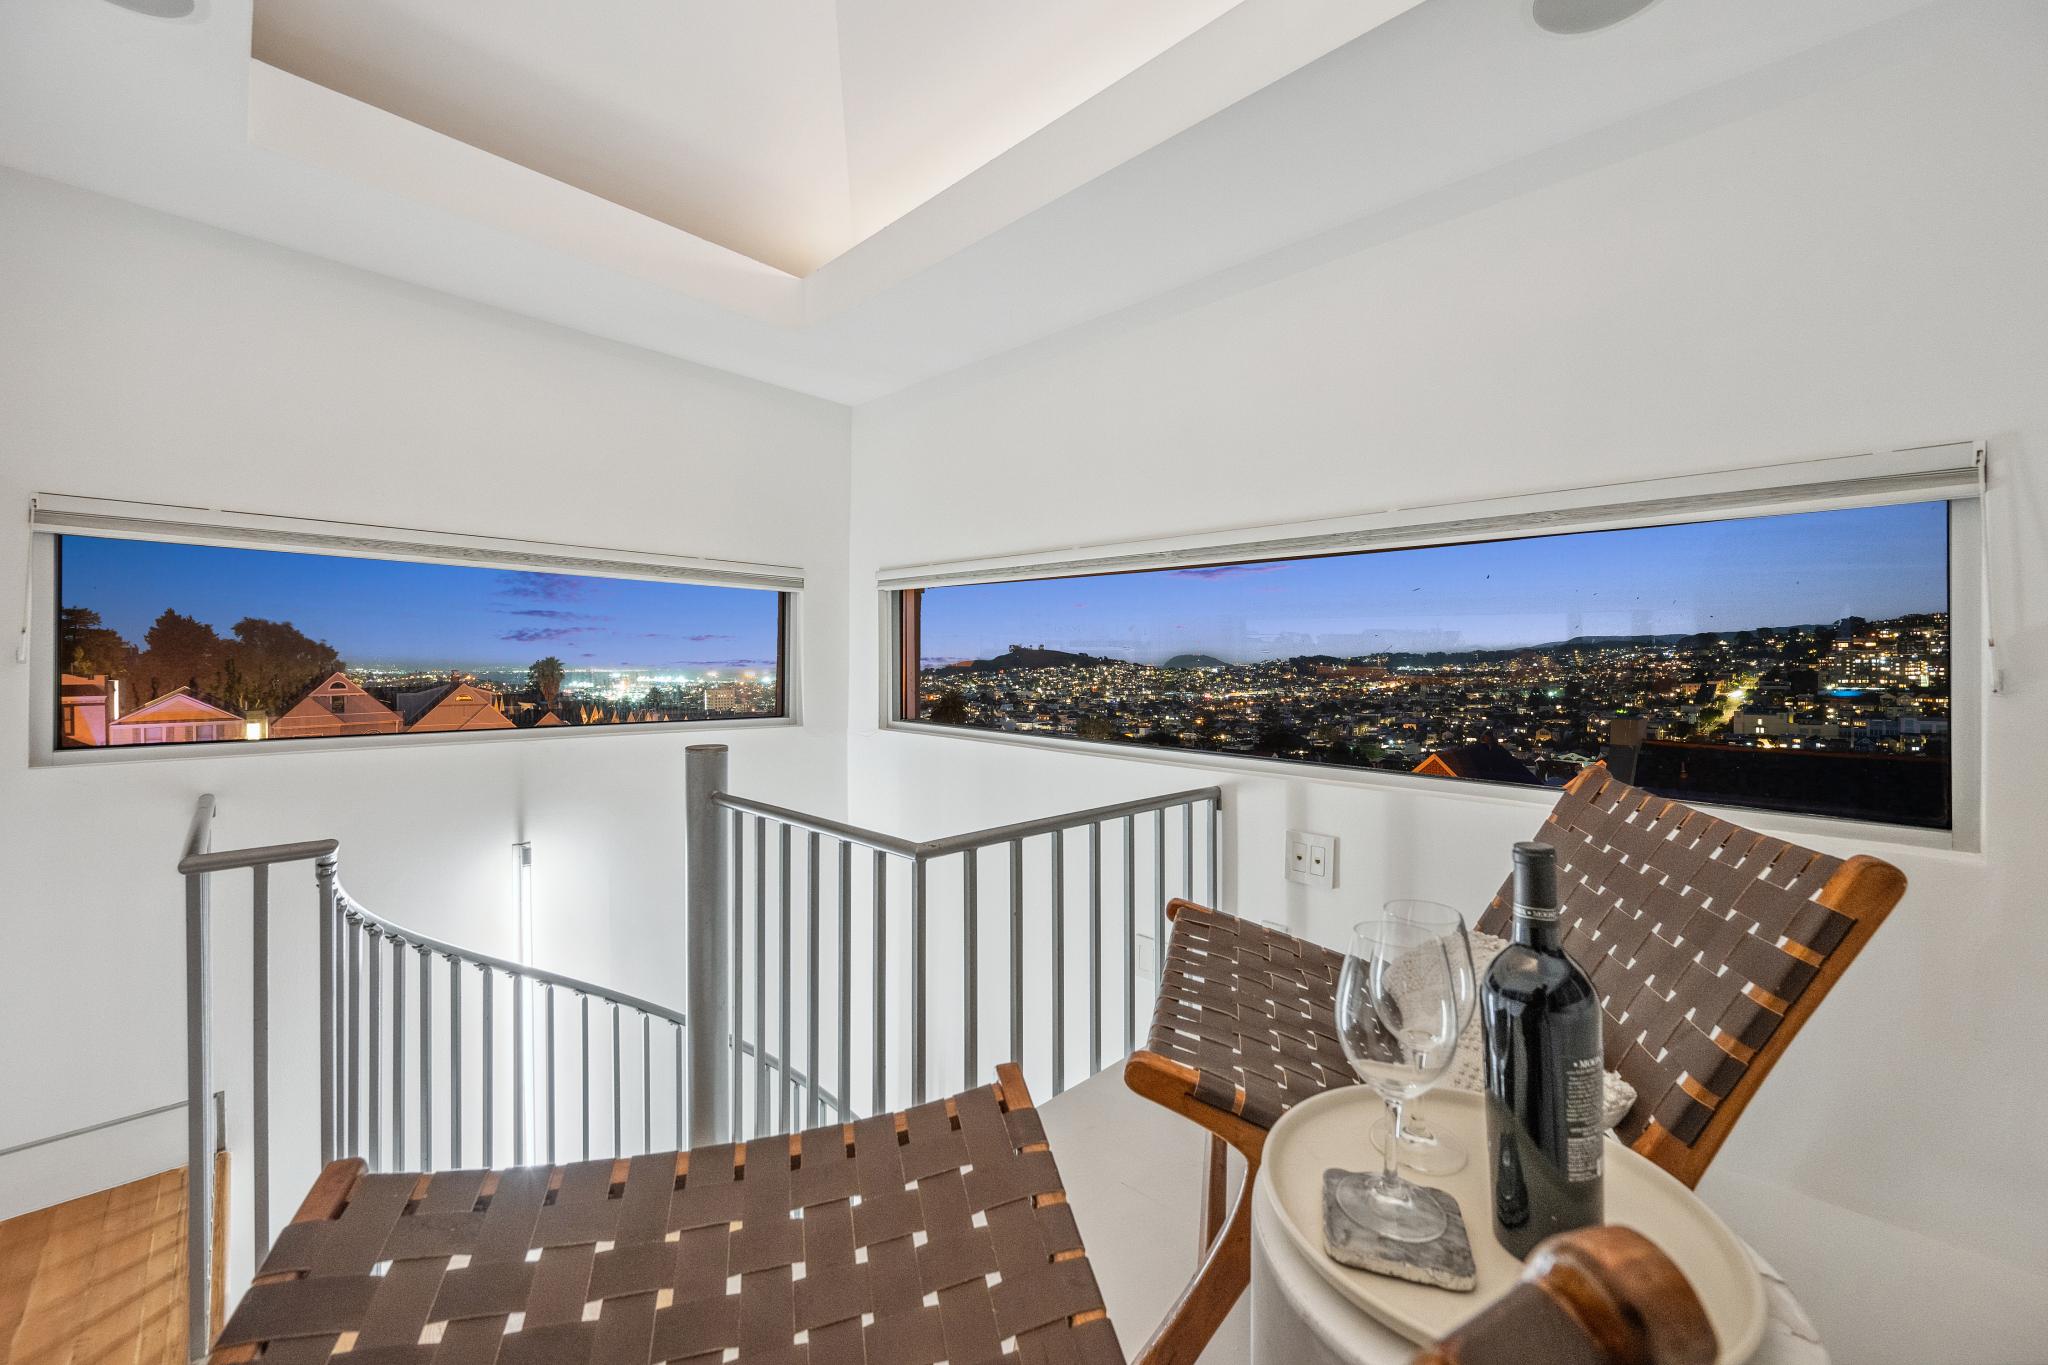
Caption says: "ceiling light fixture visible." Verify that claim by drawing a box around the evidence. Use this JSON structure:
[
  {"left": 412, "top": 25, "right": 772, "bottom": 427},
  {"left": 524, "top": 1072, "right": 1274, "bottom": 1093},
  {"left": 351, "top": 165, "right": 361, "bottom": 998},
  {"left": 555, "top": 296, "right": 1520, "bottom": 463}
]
[
  {"left": 1531, "top": 0, "right": 1662, "bottom": 36},
  {"left": 100, "top": 0, "right": 196, "bottom": 18}
]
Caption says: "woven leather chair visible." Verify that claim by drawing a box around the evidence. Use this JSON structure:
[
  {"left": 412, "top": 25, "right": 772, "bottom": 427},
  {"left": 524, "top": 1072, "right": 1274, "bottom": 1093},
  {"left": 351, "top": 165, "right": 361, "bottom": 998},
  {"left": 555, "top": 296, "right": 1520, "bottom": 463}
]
[
  {"left": 1124, "top": 762, "right": 1906, "bottom": 1364},
  {"left": 211, "top": 1063, "right": 1125, "bottom": 1365},
  {"left": 1412, "top": 1226, "right": 1715, "bottom": 1365}
]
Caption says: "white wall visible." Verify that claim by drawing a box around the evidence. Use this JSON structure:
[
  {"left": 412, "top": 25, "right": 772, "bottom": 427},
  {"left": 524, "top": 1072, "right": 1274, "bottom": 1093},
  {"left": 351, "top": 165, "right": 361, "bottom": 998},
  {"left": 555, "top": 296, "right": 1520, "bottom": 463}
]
[
  {"left": 845, "top": 4, "right": 2048, "bottom": 1360},
  {"left": 0, "top": 168, "right": 850, "bottom": 1220}
]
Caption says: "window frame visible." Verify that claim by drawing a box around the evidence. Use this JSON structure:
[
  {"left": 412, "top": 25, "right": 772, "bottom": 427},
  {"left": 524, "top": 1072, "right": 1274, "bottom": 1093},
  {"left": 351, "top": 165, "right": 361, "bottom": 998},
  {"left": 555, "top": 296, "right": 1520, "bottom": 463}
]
[
  {"left": 881, "top": 445, "right": 1985, "bottom": 853},
  {"left": 30, "top": 508, "right": 801, "bottom": 766}
]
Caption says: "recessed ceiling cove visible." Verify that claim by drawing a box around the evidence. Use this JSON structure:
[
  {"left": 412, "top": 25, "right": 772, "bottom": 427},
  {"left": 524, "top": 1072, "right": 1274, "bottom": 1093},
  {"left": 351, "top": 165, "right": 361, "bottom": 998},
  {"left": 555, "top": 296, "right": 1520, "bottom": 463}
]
[{"left": 252, "top": 0, "right": 1243, "bottom": 274}]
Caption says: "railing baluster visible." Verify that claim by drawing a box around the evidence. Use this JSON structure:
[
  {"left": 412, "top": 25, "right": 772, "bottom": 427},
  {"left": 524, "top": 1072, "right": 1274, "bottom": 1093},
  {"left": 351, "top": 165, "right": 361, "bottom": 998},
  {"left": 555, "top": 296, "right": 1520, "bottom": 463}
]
[
  {"left": 674, "top": 1022, "right": 685, "bottom": 1147},
  {"left": 369, "top": 930, "right": 382, "bottom": 1170},
  {"left": 754, "top": 816, "right": 768, "bottom": 1140},
  {"left": 837, "top": 841, "right": 852, "bottom": 1122},
  {"left": 1155, "top": 809, "right": 1167, "bottom": 992},
  {"left": 481, "top": 966, "right": 495, "bottom": 1166},
  {"left": 419, "top": 946, "right": 433, "bottom": 1172},
  {"left": 345, "top": 915, "right": 360, "bottom": 1157},
  {"left": 872, "top": 850, "right": 888, "bottom": 1115},
  {"left": 806, "top": 831, "right": 822, "bottom": 1128},
  {"left": 1209, "top": 797, "right": 1221, "bottom": 904},
  {"left": 1009, "top": 839, "right": 1023, "bottom": 1073},
  {"left": 449, "top": 957, "right": 463, "bottom": 1168},
  {"left": 1088, "top": 824, "right": 1102, "bottom": 1077},
  {"left": 393, "top": 936, "right": 407, "bottom": 1172},
  {"left": 1123, "top": 815, "right": 1136, "bottom": 1060},
  {"left": 546, "top": 984, "right": 557, "bottom": 1164},
  {"left": 318, "top": 866, "right": 336, "bottom": 1167},
  {"left": 778, "top": 822, "right": 792, "bottom": 1132},
  {"left": 643, "top": 1012, "right": 653, "bottom": 1155},
  {"left": 910, "top": 855, "right": 927, "bottom": 1106},
  {"left": 1051, "top": 829, "right": 1066, "bottom": 1096},
  {"left": 612, "top": 1003, "right": 623, "bottom": 1158},
  {"left": 961, "top": 849, "right": 978, "bottom": 1093},
  {"left": 1183, "top": 802, "right": 1194, "bottom": 901},
  {"left": 581, "top": 993, "right": 592, "bottom": 1160},
  {"left": 513, "top": 973, "right": 526, "bottom": 1167},
  {"left": 251, "top": 864, "right": 271, "bottom": 1264},
  {"left": 730, "top": 809, "right": 744, "bottom": 1143}
]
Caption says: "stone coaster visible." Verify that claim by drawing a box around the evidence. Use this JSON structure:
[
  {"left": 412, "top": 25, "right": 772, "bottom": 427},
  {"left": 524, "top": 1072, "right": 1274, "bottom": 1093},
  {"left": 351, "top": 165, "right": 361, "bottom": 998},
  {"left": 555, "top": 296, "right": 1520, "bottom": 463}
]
[{"left": 1322, "top": 1170, "right": 1477, "bottom": 1292}]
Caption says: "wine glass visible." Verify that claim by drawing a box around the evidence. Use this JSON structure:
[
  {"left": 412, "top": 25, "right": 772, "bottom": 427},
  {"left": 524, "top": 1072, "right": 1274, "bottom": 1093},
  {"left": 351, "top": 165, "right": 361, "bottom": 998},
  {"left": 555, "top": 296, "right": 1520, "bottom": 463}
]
[
  {"left": 1333, "top": 904, "right": 1476, "bottom": 1242},
  {"left": 1367, "top": 900, "right": 1478, "bottom": 1175}
]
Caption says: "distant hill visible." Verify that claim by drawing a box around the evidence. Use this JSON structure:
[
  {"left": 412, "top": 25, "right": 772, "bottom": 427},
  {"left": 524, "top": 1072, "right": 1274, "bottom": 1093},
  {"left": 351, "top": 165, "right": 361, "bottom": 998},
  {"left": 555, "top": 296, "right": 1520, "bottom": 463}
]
[
  {"left": 938, "top": 645, "right": 1125, "bottom": 674},
  {"left": 930, "top": 622, "right": 1856, "bottom": 677}
]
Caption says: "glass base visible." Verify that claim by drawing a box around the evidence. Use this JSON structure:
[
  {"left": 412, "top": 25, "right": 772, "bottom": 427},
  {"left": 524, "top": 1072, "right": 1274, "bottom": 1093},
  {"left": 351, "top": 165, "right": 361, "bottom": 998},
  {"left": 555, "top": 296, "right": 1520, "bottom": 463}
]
[
  {"left": 1332, "top": 1170, "right": 1448, "bottom": 1243},
  {"left": 1369, "top": 1112, "right": 1469, "bottom": 1176}
]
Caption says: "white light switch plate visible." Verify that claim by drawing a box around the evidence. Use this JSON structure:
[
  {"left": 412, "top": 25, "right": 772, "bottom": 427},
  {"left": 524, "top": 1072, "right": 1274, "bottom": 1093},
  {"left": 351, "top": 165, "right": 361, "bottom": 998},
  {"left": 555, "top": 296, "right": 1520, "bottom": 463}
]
[{"left": 1286, "top": 830, "right": 1336, "bottom": 888}]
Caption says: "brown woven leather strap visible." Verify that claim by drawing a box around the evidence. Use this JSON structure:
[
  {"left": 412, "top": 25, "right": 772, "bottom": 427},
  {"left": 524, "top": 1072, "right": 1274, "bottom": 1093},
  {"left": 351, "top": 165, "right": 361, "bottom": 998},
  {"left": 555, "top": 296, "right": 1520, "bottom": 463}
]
[
  {"left": 1142, "top": 904, "right": 1353, "bottom": 1129},
  {"left": 214, "top": 1078, "right": 1125, "bottom": 1365},
  {"left": 1476, "top": 765, "right": 1846, "bottom": 1146}
]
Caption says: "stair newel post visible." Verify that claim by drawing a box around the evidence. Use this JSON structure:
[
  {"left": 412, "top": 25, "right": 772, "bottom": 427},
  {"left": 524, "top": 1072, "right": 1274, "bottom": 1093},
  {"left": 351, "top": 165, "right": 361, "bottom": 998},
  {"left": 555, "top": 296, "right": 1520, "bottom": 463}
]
[
  {"left": 183, "top": 844, "right": 212, "bottom": 1364},
  {"left": 685, "top": 744, "right": 732, "bottom": 1146}
]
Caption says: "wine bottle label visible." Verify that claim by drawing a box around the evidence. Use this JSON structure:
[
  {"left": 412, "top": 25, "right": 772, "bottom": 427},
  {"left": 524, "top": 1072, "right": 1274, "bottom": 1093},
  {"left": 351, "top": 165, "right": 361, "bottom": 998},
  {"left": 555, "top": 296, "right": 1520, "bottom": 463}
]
[
  {"left": 1513, "top": 899, "right": 1561, "bottom": 924},
  {"left": 1564, "top": 1055, "right": 1605, "bottom": 1183}
]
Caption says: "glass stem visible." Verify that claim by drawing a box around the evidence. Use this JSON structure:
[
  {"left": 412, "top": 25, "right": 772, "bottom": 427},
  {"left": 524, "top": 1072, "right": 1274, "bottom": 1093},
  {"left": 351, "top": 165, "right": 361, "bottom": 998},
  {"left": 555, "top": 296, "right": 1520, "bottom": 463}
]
[{"left": 1383, "top": 1099, "right": 1405, "bottom": 1184}]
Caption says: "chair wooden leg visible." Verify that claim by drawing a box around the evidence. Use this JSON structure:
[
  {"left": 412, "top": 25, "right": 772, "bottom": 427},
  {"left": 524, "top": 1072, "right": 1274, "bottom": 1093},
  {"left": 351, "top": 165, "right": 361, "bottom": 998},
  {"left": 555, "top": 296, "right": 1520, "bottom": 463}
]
[
  {"left": 1198, "top": 1133, "right": 1228, "bottom": 1251},
  {"left": 1139, "top": 1148, "right": 1256, "bottom": 1365}
]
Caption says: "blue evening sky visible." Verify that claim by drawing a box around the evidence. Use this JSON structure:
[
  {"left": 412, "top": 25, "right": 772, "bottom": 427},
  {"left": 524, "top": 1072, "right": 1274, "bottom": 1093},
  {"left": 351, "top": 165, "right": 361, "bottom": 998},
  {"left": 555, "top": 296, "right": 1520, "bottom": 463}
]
[
  {"left": 920, "top": 503, "right": 1948, "bottom": 665},
  {"left": 60, "top": 537, "right": 781, "bottom": 670}
]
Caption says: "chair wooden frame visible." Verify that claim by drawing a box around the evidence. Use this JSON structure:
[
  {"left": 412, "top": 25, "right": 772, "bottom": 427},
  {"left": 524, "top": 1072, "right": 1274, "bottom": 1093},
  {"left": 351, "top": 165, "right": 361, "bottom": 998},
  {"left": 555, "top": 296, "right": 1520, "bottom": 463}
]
[
  {"left": 1125, "top": 762, "right": 1907, "bottom": 1363},
  {"left": 1412, "top": 1225, "right": 1717, "bottom": 1365}
]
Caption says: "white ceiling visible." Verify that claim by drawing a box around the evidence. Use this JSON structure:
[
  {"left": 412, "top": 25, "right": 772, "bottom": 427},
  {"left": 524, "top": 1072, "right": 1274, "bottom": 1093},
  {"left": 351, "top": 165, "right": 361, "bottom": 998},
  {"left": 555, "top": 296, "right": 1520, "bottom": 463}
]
[
  {"left": 251, "top": 0, "right": 1245, "bottom": 274},
  {"left": 0, "top": 0, "right": 1948, "bottom": 402}
]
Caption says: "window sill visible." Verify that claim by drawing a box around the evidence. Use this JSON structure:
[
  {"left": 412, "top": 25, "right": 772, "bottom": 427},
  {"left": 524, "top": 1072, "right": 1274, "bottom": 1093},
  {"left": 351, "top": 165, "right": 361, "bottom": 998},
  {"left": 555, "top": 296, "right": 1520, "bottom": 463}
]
[
  {"left": 33, "top": 715, "right": 800, "bottom": 769},
  {"left": 881, "top": 719, "right": 1973, "bottom": 856}
]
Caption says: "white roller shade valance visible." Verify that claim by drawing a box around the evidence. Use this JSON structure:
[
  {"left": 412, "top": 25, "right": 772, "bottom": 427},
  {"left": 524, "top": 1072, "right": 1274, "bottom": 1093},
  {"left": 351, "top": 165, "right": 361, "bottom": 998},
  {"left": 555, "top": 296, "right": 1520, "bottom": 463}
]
[
  {"left": 878, "top": 441, "right": 1982, "bottom": 591},
  {"left": 31, "top": 494, "right": 804, "bottom": 592}
]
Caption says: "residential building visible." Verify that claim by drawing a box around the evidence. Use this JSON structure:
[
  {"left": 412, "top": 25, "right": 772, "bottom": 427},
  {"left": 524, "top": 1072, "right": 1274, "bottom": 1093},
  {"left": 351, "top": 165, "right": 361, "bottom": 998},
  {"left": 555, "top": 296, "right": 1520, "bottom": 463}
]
[
  {"left": 105, "top": 688, "right": 243, "bottom": 745},
  {"left": 269, "top": 671, "right": 402, "bottom": 739}
]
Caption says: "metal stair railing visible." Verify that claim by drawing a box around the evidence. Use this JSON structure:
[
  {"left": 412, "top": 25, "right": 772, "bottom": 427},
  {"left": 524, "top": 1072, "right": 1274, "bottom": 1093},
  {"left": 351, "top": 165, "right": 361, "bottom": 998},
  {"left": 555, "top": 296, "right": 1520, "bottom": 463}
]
[
  {"left": 684, "top": 743, "right": 1223, "bottom": 1140},
  {"left": 178, "top": 749, "right": 1222, "bottom": 1360}
]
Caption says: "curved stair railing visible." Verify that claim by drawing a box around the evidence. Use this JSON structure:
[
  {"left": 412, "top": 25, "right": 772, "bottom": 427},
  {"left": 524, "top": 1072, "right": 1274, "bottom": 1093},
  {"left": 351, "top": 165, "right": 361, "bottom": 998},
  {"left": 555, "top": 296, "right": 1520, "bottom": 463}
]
[{"left": 178, "top": 745, "right": 1223, "bottom": 1361}]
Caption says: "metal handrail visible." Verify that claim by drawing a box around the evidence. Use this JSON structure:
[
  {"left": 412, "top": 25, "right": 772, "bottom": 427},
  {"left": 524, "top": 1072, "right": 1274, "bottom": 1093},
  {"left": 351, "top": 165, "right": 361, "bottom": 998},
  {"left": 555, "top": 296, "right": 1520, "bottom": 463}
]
[
  {"left": 710, "top": 793, "right": 921, "bottom": 858},
  {"left": 181, "top": 840, "right": 339, "bottom": 877},
  {"left": 709, "top": 785, "right": 1224, "bottom": 860},
  {"left": 335, "top": 890, "right": 687, "bottom": 1029}
]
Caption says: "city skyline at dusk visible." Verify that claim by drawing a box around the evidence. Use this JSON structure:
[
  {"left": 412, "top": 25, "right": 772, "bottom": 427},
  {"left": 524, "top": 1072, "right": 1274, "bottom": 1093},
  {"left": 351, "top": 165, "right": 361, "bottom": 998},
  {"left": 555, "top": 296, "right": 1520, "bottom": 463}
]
[
  {"left": 919, "top": 503, "right": 1948, "bottom": 666},
  {"left": 60, "top": 536, "right": 782, "bottom": 671}
]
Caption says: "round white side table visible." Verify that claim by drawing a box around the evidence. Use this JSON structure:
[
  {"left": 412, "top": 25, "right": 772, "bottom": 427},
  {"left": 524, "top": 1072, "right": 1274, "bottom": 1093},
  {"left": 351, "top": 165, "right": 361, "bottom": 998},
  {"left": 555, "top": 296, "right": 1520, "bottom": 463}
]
[{"left": 1248, "top": 1131, "right": 1829, "bottom": 1365}]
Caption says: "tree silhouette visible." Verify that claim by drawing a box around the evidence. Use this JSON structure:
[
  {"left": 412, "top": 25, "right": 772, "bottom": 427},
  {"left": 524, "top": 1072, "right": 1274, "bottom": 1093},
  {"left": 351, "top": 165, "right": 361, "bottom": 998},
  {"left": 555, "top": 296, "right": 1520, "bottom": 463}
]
[
  {"left": 139, "top": 609, "right": 226, "bottom": 701},
  {"left": 59, "top": 606, "right": 137, "bottom": 689},
  {"left": 529, "top": 656, "right": 566, "bottom": 703},
  {"left": 228, "top": 616, "right": 341, "bottom": 714},
  {"left": 924, "top": 690, "right": 969, "bottom": 724},
  {"left": 1075, "top": 715, "right": 1119, "bottom": 743}
]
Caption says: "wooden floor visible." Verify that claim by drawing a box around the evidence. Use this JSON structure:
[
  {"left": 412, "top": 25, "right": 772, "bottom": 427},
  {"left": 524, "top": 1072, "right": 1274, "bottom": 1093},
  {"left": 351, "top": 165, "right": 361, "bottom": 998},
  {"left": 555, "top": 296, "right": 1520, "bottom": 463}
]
[{"left": 0, "top": 1169, "right": 186, "bottom": 1365}]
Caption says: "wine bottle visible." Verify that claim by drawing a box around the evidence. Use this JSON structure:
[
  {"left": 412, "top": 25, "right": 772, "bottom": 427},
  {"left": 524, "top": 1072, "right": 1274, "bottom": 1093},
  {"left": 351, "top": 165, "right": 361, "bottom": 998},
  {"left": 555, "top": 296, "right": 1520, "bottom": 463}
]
[{"left": 1482, "top": 840, "right": 1604, "bottom": 1259}]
